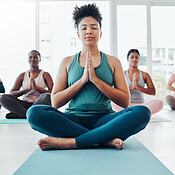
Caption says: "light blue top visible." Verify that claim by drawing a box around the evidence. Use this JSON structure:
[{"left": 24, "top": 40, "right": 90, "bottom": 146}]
[
  {"left": 125, "top": 70, "right": 145, "bottom": 103},
  {"left": 65, "top": 52, "right": 114, "bottom": 116}
]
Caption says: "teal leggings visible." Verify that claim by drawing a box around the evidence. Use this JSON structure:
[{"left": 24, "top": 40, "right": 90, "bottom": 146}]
[{"left": 26, "top": 105, "right": 151, "bottom": 148}]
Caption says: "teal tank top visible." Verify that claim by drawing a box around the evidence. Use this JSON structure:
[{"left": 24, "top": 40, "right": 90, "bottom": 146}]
[{"left": 65, "top": 52, "right": 114, "bottom": 116}]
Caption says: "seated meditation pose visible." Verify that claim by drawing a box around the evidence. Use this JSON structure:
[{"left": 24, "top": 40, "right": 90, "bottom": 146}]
[
  {"left": 166, "top": 74, "right": 175, "bottom": 110},
  {"left": 0, "top": 50, "right": 53, "bottom": 118},
  {"left": 112, "top": 49, "right": 163, "bottom": 114},
  {"left": 27, "top": 4, "right": 151, "bottom": 151}
]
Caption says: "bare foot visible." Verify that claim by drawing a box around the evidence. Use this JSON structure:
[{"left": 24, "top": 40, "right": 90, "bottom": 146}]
[
  {"left": 38, "top": 137, "right": 77, "bottom": 151},
  {"left": 101, "top": 138, "right": 124, "bottom": 150}
]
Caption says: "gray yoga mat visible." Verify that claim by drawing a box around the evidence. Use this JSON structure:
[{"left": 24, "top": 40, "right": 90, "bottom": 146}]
[{"left": 14, "top": 137, "right": 173, "bottom": 175}]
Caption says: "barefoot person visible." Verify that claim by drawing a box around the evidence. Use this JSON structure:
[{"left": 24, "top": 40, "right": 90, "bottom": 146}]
[
  {"left": 27, "top": 4, "right": 151, "bottom": 151},
  {"left": 0, "top": 50, "right": 53, "bottom": 118},
  {"left": 113, "top": 49, "right": 163, "bottom": 114}
]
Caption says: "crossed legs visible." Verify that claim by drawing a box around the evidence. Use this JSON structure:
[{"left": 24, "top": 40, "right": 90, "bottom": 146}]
[
  {"left": 0, "top": 93, "right": 51, "bottom": 117},
  {"left": 0, "top": 94, "right": 32, "bottom": 116},
  {"left": 27, "top": 105, "right": 151, "bottom": 151}
]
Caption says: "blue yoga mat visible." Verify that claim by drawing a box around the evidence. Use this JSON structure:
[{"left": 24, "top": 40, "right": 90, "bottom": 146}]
[
  {"left": 13, "top": 137, "right": 173, "bottom": 175},
  {"left": 0, "top": 119, "right": 28, "bottom": 124}
]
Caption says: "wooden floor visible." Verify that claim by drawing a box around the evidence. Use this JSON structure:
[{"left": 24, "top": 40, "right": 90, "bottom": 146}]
[{"left": 0, "top": 105, "right": 175, "bottom": 175}]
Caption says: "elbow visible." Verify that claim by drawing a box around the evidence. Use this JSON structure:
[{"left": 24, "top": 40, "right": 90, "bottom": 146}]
[
  {"left": 122, "top": 95, "right": 130, "bottom": 108},
  {"left": 51, "top": 100, "right": 58, "bottom": 109},
  {"left": 52, "top": 103, "right": 57, "bottom": 109},
  {"left": 152, "top": 89, "right": 156, "bottom": 96},
  {"left": 51, "top": 94, "right": 61, "bottom": 109},
  {"left": 123, "top": 102, "right": 129, "bottom": 108},
  {"left": 51, "top": 94, "right": 54, "bottom": 105},
  {"left": 51, "top": 94, "right": 56, "bottom": 108},
  {"left": 125, "top": 97, "right": 130, "bottom": 108}
]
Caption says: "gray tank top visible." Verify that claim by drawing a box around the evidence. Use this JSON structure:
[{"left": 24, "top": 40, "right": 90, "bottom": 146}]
[{"left": 125, "top": 70, "right": 145, "bottom": 103}]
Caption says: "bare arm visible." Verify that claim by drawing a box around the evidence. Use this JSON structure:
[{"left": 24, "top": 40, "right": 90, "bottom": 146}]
[
  {"left": 32, "top": 72, "right": 54, "bottom": 93},
  {"left": 89, "top": 55, "right": 130, "bottom": 108},
  {"left": 135, "top": 72, "right": 155, "bottom": 95},
  {"left": 10, "top": 73, "right": 31, "bottom": 97},
  {"left": 167, "top": 79, "right": 175, "bottom": 92},
  {"left": 51, "top": 56, "right": 89, "bottom": 109}
]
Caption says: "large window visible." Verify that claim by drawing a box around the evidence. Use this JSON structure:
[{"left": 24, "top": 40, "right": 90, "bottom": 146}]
[
  {"left": 116, "top": 4, "right": 175, "bottom": 103},
  {"left": 0, "top": 1, "right": 109, "bottom": 92},
  {"left": 0, "top": 1, "right": 35, "bottom": 92},
  {"left": 117, "top": 5, "right": 147, "bottom": 71},
  {"left": 151, "top": 6, "right": 175, "bottom": 100},
  {"left": 1, "top": 0, "right": 175, "bottom": 104}
]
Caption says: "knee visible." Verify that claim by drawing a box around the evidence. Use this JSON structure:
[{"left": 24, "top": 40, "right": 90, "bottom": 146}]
[
  {"left": 43, "top": 93, "right": 51, "bottom": 105},
  {"left": 152, "top": 99, "right": 163, "bottom": 110},
  {"left": 135, "top": 105, "right": 151, "bottom": 125},
  {"left": 141, "top": 105, "right": 151, "bottom": 118},
  {"left": 166, "top": 95, "right": 174, "bottom": 102},
  {"left": 0, "top": 94, "right": 13, "bottom": 104},
  {"left": 26, "top": 105, "right": 43, "bottom": 127},
  {"left": 34, "top": 93, "right": 51, "bottom": 105},
  {"left": 157, "top": 100, "right": 163, "bottom": 109},
  {"left": 40, "top": 93, "right": 50, "bottom": 99}
]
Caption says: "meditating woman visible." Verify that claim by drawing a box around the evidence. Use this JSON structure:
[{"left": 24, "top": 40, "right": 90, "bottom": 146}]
[
  {"left": 112, "top": 49, "right": 163, "bottom": 114},
  {"left": 166, "top": 74, "right": 175, "bottom": 110},
  {"left": 0, "top": 50, "right": 53, "bottom": 118},
  {"left": 27, "top": 4, "right": 151, "bottom": 151}
]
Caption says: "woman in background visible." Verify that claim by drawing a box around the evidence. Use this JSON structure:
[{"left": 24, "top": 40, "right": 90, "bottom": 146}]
[
  {"left": 0, "top": 50, "right": 53, "bottom": 118},
  {"left": 113, "top": 49, "right": 163, "bottom": 114}
]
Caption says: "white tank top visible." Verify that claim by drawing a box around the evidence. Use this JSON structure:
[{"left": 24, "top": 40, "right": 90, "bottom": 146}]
[{"left": 22, "top": 70, "right": 47, "bottom": 102}]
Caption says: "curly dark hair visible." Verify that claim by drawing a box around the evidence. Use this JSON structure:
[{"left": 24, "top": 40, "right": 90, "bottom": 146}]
[{"left": 72, "top": 4, "right": 102, "bottom": 29}]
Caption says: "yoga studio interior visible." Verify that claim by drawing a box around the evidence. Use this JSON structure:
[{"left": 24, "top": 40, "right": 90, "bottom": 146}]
[{"left": 1, "top": 0, "right": 175, "bottom": 174}]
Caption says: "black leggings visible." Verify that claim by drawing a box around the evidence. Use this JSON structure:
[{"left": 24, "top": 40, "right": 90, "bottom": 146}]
[{"left": 0, "top": 93, "right": 51, "bottom": 116}]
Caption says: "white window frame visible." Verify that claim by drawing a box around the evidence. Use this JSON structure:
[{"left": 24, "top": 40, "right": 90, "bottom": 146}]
[
  {"left": 110, "top": 0, "right": 175, "bottom": 76},
  {"left": 22, "top": 0, "right": 175, "bottom": 76}
]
